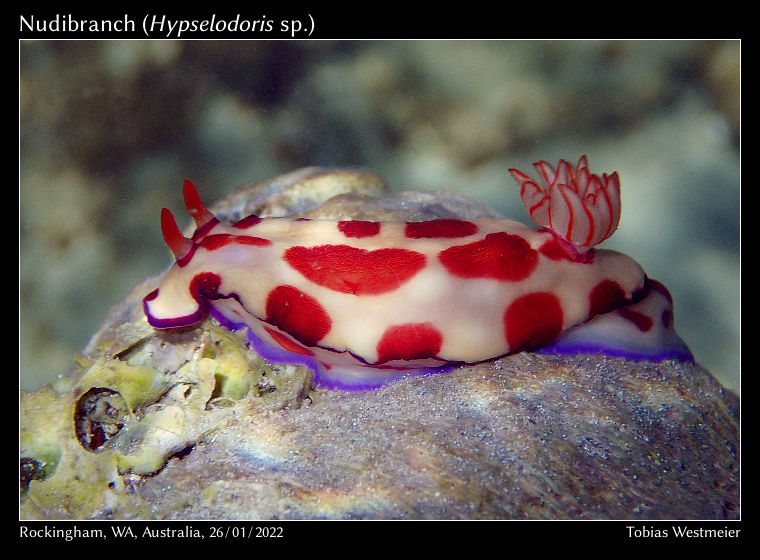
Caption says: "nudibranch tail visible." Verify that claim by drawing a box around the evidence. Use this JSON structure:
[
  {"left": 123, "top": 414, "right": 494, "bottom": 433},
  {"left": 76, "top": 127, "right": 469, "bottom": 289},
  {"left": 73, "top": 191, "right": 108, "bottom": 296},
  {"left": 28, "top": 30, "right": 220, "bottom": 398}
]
[
  {"left": 539, "top": 279, "right": 694, "bottom": 362},
  {"left": 509, "top": 155, "right": 621, "bottom": 252}
]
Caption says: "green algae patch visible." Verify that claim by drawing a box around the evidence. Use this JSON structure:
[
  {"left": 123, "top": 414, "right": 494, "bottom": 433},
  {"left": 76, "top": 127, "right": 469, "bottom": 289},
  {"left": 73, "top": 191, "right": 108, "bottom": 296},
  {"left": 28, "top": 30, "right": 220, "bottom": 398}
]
[
  {"left": 77, "top": 358, "right": 169, "bottom": 412},
  {"left": 20, "top": 386, "right": 67, "bottom": 482},
  {"left": 111, "top": 358, "right": 221, "bottom": 475},
  {"left": 114, "top": 406, "right": 194, "bottom": 474},
  {"left": 21, "top": 439, "right": 152, "bottom": 519},
  {"left": 208, "top": 330, "right": 257, "bottom": 400}
]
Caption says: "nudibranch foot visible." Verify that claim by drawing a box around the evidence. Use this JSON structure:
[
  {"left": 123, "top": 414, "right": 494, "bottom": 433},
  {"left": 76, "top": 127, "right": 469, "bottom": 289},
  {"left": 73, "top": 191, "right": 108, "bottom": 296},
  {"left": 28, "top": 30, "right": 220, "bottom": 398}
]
[
  {"left": 143, "top": 167, "right": 693, "bottom": 391},
  {"left": 206, "top": 296, "right": 456, "bottom": 390},
  {"left": 245, "top": 322, "right": 456, "bottom": 391}
]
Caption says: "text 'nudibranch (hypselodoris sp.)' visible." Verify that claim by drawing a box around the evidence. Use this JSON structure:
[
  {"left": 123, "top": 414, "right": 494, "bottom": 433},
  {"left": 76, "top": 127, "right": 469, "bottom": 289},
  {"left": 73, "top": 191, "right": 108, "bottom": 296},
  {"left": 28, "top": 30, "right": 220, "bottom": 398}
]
[{"left": 143, "top": 157, "right": 693, "bottom": 390}]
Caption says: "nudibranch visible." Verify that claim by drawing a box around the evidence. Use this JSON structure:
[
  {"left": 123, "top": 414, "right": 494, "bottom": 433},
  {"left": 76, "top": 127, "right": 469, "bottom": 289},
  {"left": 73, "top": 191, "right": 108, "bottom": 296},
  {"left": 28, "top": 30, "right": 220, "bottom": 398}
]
[{"left": 143, "top": 157, "right": 693, "bottom": 390}]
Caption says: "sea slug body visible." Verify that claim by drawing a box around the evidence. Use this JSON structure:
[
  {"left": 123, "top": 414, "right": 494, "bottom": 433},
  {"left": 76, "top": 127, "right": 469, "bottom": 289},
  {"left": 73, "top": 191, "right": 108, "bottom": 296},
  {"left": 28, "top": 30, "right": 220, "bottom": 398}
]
[{"left": 143, "top": 157, "right": 693, "bottom": 390}]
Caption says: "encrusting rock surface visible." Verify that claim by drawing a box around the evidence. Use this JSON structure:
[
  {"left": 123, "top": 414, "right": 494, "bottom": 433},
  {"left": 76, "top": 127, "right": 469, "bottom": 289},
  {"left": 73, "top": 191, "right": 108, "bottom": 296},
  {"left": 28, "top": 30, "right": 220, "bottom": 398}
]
[{"left": 20, "top": 169, "right": 739, "bottom": 520}]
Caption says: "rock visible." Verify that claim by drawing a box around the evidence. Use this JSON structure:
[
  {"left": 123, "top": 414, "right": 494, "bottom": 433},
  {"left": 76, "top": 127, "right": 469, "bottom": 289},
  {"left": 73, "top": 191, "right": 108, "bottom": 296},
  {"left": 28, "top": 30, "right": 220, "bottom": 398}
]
[{"left": 19, "top": 169, "right": 739, "bottom": 520}]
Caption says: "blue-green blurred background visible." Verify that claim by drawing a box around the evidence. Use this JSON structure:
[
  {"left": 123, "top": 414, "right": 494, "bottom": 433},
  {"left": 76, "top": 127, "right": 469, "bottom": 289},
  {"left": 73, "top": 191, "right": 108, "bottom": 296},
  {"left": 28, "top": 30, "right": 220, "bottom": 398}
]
[{"left": 20, "top": 40, "right": 740, "bottom": 393}]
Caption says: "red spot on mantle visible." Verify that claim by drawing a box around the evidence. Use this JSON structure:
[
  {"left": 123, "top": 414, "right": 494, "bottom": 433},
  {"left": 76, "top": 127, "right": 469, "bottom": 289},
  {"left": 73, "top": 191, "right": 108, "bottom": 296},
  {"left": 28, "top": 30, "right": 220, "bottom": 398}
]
[
  {"left": 405, "top": 219, "right": 478, "bottom": 239},
  {"left": 199, "top": 233, "right": 271, "bottom": 251},
  {"left": 284, "top": 245, "right": 426, "bottom": 295},
  {"left": 617, "top": 307, "right": 653, "bottom": 332},
  {"left": 232, "top": 215, "right": 263, "bottom": 229},
  {"left": 265, "top": 285, "right": 332, "bottom": 346},
  {"left": 589, "top": 279, "right": 627, "bottom": 317},
  {"left": 376, "top": 323, "right": 443, "bottom": 363},
  {"left": 338, "top": 220, "right": 381, "bottom": 238},
  {"left": 504, "top": 292, "right": 563, "bottom": 350},
  {"left": 438, "top": 232, "right": 538, "bottom": 281},
  {"left": 189, "top": 272, "right": 222, "bottom": 301},
  {"left": 538, "top": 238, "right": 570, "bottom": 261}
]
